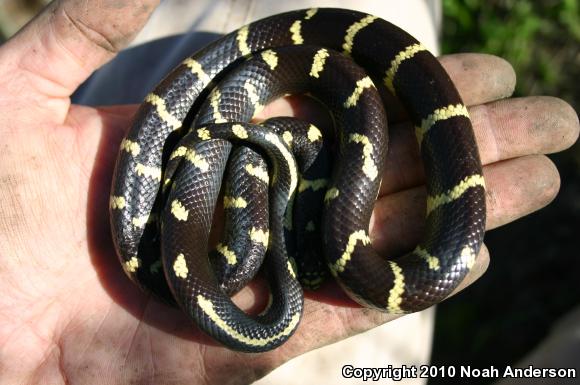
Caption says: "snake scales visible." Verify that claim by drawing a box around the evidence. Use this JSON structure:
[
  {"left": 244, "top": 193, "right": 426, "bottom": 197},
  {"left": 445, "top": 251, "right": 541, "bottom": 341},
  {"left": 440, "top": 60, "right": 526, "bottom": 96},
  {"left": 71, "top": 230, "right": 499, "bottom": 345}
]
[{"left": 109, "top": 8, "right": 486, "bottom": 352}]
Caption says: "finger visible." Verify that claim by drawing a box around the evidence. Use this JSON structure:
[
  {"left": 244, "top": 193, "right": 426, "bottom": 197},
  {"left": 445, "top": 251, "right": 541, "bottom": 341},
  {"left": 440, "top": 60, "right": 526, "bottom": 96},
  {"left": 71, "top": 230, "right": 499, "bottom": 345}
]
[
  {"left": 473, "top": 96, "right": 580, "bottom": 163},
  {"left": 439, "top": 53, "right": 516, "bottom": 106},
  {"left": 375, "top": 53, "right": 517, "bottom": 122},
  {"left": 379, "top": 96, "right": 578, "bottom": 195},
  {"left": 370, "top": 155, "right": 560, "bottom": 256},
  {"left": 1, "top": 0, "right": 158, "bottom": 102}
]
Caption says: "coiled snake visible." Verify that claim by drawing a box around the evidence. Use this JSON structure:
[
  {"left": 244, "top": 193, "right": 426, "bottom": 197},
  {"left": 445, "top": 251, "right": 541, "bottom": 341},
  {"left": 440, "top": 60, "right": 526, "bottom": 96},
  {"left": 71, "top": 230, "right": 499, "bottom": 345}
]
[{"left": 110, "top": 8, "right": 486, "bottom": 352}]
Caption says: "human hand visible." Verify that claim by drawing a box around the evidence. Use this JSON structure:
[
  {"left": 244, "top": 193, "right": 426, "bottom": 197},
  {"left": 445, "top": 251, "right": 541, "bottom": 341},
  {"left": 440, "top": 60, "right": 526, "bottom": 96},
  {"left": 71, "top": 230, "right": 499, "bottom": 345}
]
[{"left": 0, "top": 1, "right": 578, "bottom": 384}]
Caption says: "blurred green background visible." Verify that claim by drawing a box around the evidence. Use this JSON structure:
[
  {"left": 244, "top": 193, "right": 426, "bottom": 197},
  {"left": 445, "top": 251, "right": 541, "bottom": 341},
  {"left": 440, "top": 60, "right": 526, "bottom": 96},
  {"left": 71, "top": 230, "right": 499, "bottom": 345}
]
[
  {"left": 443, "top": 0, "right": 579, "bottom": 109},
  {"left": 1, "top": 1, "right": 578, "bottom": 383}
]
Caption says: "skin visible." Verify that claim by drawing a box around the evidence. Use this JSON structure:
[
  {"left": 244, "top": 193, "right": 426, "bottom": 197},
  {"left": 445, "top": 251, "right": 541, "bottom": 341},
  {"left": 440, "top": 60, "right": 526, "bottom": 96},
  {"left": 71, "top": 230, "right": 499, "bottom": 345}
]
[{"left": 0, "top": 0, "right": 578, "bottom": 384}]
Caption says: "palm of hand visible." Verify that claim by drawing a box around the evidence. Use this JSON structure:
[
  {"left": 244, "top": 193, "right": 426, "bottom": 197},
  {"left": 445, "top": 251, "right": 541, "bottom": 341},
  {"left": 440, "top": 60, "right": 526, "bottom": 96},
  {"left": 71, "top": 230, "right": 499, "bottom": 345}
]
[{"left": 0, "top": 86, "right": 395, "bottom": 385}]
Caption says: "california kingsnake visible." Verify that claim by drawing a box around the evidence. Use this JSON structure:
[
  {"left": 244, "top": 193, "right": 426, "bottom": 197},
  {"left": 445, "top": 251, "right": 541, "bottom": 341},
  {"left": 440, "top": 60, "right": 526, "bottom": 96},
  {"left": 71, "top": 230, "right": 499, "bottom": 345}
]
[{"left": 110, "top": 8, "right": 486, "bottom": 352}]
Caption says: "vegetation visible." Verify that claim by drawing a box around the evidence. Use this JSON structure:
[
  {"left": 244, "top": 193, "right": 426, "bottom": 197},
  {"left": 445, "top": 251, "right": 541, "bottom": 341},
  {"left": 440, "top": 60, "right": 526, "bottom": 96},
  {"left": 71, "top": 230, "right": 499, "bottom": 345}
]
[{"left": 443, "top": 0, "right": 579, "bottom": 112}]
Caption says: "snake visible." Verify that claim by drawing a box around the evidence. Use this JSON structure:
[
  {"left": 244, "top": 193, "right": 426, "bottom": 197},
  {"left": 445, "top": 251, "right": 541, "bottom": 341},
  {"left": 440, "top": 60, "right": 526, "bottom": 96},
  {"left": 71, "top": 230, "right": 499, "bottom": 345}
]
[{"left": 109, "top": 8, "right": 486, "bottom": 352}]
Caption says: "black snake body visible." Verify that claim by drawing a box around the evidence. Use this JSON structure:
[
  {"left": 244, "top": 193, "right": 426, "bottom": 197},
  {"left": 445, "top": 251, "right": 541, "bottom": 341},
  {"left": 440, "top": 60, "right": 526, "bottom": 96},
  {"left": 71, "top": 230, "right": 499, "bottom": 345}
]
[{"left": 109, "top": 8, "right": 486, "bottom": 352}]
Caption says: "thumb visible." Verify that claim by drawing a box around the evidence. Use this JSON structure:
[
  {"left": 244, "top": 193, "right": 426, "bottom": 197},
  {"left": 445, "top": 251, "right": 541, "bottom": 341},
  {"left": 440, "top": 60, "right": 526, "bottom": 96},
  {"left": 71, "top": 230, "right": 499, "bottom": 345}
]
[{"left": 0, "top": 0, "right": 158, "bottom": 117}]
